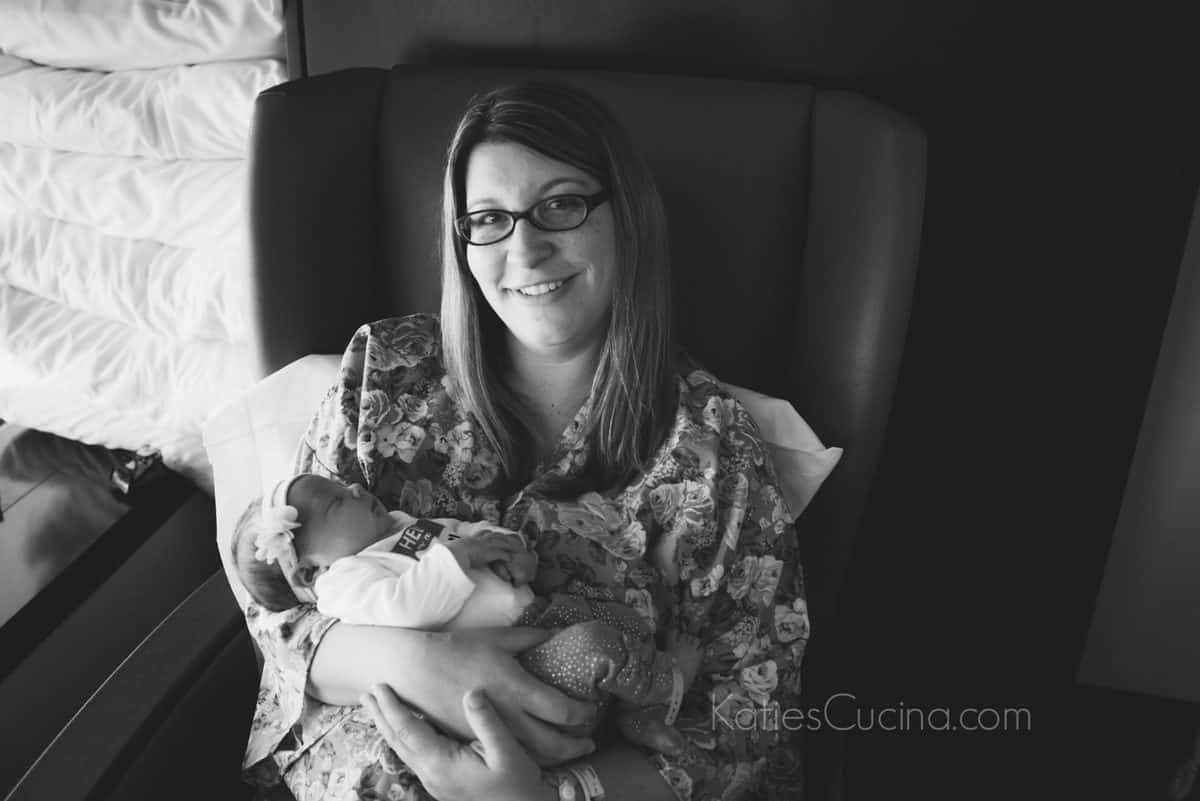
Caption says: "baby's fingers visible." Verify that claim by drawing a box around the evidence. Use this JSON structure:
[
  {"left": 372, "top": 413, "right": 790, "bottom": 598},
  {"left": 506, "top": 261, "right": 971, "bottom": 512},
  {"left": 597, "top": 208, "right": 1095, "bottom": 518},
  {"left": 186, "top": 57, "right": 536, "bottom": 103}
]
[
  {"left": 505, "top": 550, "right": 538, "bottom": 586},
  {"left": 460, "top": 520, "right": 522, "bottom": 539},
  {"left": 478, "top": 542, "right": 524, "bottom": 567},
  {"left": 491, "top": 562, "right": 515, "bottom": 584},
  {"left": 478, "top": 532, "right": 526, "bottom": 556}
]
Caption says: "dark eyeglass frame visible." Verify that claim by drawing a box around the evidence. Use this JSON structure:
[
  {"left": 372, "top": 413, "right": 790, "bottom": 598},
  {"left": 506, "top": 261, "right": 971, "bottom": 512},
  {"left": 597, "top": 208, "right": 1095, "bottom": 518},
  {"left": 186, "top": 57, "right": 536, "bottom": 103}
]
[{"left": 454, "top": 189, "right": 611, "bottom": 246}]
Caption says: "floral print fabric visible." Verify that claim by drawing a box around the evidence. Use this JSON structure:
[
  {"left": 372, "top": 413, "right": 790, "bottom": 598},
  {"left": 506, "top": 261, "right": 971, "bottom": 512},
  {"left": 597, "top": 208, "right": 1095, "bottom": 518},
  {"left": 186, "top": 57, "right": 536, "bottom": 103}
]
[{"left": 242, "top": 313, "right": 810, "bottom": 800}]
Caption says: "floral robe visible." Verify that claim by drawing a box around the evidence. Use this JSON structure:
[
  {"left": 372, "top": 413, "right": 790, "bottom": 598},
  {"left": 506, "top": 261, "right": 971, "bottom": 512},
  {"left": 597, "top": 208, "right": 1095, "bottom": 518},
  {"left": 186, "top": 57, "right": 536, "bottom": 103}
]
[{"left": 242, "top": 314, "right": 810, "bottom": 801}]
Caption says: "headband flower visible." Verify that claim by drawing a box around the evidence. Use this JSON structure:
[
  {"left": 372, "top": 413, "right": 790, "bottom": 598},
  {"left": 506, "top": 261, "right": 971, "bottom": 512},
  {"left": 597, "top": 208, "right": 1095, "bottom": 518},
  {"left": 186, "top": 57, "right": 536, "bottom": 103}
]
[
  {"left": 254, "top": 501, "right": 301, "bottom": 565},
  {"left": 252, "top": 474, "right": 319, "bottom": 605}
]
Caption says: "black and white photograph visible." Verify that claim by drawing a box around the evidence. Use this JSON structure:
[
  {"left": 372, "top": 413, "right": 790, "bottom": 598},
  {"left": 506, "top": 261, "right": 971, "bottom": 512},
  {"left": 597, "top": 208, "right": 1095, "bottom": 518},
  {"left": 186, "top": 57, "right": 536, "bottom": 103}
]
[{"left": 1, "top": 2, "right": 1197, "bottom": 800}]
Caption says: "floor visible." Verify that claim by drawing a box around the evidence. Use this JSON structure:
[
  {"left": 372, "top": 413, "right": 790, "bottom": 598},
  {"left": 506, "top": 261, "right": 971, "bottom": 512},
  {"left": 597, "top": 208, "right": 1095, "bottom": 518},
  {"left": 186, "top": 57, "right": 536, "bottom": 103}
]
[
  {"left": 0, "top": 422, "right": 131, "bottom": 634},
  {"left": 0, "top": 421, "right": 222, "bottom": 796}
]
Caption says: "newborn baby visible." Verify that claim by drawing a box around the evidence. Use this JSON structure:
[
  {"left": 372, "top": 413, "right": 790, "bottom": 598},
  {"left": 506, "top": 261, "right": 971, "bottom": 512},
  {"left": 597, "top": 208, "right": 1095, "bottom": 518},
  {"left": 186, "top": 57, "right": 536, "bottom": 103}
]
[{"left": 232, "top": 473, "right": 702, "bottom": 755}]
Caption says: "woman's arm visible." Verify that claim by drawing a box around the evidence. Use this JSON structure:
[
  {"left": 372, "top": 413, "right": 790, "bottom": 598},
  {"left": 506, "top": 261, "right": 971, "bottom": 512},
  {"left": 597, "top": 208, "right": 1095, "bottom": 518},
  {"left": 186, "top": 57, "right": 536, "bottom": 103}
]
[
  {"left": 644, "top": 387, "right": 810, "bottom": 800},
  {"left": 308, "top": 623, "right": 598, "bottom": 766}
]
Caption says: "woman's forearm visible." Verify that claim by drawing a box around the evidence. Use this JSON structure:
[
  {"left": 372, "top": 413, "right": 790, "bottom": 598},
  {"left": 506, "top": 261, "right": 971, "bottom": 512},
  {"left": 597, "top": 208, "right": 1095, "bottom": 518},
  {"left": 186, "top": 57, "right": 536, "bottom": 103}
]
[
  {"left": 565, "top": 744, "right": 676, "bottom": 801},
  {"left": 310, "top": 624, "right": 599, "bottom": 766},
  {"left": 308, "top": 621, "right": 437, "bottom": 706}
]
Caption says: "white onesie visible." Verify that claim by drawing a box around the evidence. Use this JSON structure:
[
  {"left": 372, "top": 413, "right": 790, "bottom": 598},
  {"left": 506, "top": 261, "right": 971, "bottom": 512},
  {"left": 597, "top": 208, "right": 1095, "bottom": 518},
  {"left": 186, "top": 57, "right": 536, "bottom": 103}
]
[{"left": 313, "top": 512, "right": 534, "bottom": 630}]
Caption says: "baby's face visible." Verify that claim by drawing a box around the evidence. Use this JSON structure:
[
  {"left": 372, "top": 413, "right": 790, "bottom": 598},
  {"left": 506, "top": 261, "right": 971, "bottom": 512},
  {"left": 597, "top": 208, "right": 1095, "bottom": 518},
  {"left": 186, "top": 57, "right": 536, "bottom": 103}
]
[{"left": 289, "top": 475, "right": 394, "bottom": 569}]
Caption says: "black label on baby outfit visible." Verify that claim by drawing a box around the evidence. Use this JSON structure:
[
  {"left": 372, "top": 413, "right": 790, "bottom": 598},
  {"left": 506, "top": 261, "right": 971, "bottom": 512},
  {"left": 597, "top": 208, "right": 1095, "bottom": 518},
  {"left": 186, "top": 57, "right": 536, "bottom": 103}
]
[{"left": 392, "top": 519, "right": 443, "bottom": 559}]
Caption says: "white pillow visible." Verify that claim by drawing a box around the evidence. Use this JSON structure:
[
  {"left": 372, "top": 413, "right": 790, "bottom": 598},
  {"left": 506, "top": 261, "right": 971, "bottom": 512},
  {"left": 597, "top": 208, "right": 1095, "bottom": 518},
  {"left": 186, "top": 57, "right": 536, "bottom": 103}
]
[
  {"left": 203, "top": 354, "right": 340, "bottom": 610},
  {"left": 0, "top": 0, "right": 284, "bottom": 71},
  {"left": 0, "top": 56, "right": 286, "bottom": 160},
  {"left": 722, "top": 383, "right": 843, "bottom": 520},
  {"left": 203, "top": 358, "right": 843, "bottom": 609}
]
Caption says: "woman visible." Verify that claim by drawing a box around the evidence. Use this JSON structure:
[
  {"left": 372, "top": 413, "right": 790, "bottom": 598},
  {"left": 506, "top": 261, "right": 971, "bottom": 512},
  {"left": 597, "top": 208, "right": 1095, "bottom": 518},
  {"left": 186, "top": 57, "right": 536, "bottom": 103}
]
[{"left": 242, "top": 81, "right": 809, "bottom": 801}]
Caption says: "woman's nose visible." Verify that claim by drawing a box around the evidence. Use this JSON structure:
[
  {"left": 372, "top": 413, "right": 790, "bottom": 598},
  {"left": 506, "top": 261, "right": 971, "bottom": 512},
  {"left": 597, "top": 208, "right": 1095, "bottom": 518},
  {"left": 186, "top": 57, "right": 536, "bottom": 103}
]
[{"left": 505, "top": 217, "right": 553, "bottom": 267}]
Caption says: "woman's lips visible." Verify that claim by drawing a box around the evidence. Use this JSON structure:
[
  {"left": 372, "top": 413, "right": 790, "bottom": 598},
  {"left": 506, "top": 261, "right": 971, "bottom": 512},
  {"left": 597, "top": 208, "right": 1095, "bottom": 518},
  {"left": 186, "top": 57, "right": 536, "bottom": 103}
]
[{"left": 508, "top": 274, "right": 577, "bottom": 298}]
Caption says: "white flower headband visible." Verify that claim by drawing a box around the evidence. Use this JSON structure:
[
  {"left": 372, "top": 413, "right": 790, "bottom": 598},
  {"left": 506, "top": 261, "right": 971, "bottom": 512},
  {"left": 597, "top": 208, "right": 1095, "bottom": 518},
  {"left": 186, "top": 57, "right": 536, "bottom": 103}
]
[{"left": 256, "top": 474, "right": 317, "bottom": 604}]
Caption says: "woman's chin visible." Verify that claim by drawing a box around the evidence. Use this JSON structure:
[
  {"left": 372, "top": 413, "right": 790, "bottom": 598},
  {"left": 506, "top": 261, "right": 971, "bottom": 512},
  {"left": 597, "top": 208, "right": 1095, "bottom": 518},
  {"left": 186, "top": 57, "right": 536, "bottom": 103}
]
[
  {"left": 505, "top": 318, "right": 580, "bottom": 351},
  {"left": 503, "top": 310, "right": 611, "bottom": 355},
  {"left": 516, "top": 332, "right": 595, "bottom": 357}
]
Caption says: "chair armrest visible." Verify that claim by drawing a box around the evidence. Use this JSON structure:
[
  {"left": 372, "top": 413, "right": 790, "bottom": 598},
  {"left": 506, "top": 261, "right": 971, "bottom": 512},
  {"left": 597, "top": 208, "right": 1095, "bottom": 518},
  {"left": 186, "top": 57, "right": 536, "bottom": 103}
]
[{"left": 4, "top": 571, "right": 253, "bottom": 801}]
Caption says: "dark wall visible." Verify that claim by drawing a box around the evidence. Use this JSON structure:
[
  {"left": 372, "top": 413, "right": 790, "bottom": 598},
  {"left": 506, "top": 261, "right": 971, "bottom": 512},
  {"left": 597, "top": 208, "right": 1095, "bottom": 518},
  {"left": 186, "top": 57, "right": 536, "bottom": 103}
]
[
  {"left": 296, "top": 2, "right": 1200, "bottom": 797},
  {"left": 301, "top": 2, "right": 1191, "bottom": 88}
]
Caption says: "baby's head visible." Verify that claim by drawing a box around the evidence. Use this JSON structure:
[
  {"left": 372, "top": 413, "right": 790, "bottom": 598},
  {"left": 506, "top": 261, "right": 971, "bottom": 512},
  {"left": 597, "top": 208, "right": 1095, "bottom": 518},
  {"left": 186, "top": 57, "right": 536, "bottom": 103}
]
[{"left": 231, "top": 473, "right": 395, "bottom": 611}]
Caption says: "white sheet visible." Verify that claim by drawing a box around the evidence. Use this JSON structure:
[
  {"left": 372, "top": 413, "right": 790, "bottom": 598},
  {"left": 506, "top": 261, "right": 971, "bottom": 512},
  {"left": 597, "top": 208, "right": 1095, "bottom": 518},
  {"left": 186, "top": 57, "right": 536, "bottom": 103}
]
[
  {"left": 0, "top": 209, "right": 250, "bottom": 343},
  {"left": 0, "top": 284, "right": 252, "bottom": 422},
  {"left": 0, "top": 143, "right": 247, "bottom": 249},
  {"left": 0, "top": 54, "right": 33, "bottom": 80},
  {"left": 0, "top": 365, "right": 217, "bottom": 490},
  {"left": 0, "top": 0, "right": 284, "bottom": 71},
  {"left": 0, "top": 56, "right": 286, "bottom": 159},
  {"left": 0, "top": 283, "right": 254, "bottom": 488},
  {"left": 0, "top": 5, "right": 279, "bottom": 490}
]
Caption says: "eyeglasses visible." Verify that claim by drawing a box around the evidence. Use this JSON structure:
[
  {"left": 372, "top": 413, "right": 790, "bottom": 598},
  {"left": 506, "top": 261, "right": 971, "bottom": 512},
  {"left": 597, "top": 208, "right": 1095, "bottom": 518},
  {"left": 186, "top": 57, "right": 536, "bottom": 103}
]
[{"left": 454, "top": 190, "right": 610, "bottom": 246}]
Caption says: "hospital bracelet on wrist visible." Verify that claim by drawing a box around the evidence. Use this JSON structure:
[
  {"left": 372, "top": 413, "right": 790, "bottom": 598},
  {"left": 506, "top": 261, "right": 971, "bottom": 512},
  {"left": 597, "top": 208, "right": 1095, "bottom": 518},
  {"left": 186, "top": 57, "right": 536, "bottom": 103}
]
[
  {"left": 547, "top": 769, "right": 581, "bottom": 801},
  {"left": 568, "top": 763, "right": 606, "bottom": 801},
  {"left": 547, "top": 763, "right": 605, "bottom": 801},
  {"left": 665, "top": 665, "right": 685, "bottom": 726}
]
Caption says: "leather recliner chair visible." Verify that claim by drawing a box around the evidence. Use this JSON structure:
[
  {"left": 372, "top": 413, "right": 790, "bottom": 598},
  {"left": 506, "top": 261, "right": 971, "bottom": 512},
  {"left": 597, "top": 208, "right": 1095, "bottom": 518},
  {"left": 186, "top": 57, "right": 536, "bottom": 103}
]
[{"left": 5, "top": 66, "right": 925, "bottom": 801}]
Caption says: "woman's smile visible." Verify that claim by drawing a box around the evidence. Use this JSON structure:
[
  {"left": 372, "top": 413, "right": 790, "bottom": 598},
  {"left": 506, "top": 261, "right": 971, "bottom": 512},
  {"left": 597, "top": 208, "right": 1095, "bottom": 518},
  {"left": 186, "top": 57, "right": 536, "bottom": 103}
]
[{"left": 508, "top": 273, "right": 578, "bottom": 298}]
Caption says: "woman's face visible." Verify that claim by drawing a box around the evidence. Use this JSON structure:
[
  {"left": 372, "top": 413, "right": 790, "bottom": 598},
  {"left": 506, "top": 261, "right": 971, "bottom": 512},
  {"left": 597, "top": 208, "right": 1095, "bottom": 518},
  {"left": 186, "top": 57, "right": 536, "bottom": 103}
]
[{"left": 463, "top": 140, "right": 617, "bottom": 358}]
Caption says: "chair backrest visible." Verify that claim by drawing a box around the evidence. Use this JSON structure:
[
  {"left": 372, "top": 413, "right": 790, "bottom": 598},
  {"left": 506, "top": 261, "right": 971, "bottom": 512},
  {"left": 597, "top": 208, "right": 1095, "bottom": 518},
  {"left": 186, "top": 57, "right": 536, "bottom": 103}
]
[{"left": 248, "top": 65, "right": 926, "bottom": 639}]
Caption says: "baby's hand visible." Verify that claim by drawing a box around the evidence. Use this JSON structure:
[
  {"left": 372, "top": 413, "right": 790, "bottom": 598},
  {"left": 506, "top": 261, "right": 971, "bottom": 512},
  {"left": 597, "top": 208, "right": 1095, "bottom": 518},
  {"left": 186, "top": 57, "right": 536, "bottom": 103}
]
[
  {"left": 450, "top": 519, "right": 525, "bottom": 544},
  {"left": 447, "top": 528, "right": 527, "bottom": 575},
  {"left": 493, "top": 548, "right": 538, "bottom": 587},
  {"left": 452, "top": 521, "right": 536, "bottom": 583}
]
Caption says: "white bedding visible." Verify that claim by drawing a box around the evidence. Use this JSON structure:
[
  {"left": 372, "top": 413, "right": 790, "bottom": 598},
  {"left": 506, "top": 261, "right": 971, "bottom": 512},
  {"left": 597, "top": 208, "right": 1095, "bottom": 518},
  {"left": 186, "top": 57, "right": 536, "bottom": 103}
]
[
  {"left": 0, "top": 55, "right": 286, "bottom": 159},
  {"left": 0, "top": 5, "right": 284, "bottom": 489},
  {"left": 0, "top": 210, "right": 250, "bottom": 343},
  {"left": 0, "top": 285, "right": 253, "bottom": 488},
  {"left": 0, "top": 143, "right": 247, "bottom": 249},
  {"left": 0, "top": 0, "right": 284, "bottom": 71}
]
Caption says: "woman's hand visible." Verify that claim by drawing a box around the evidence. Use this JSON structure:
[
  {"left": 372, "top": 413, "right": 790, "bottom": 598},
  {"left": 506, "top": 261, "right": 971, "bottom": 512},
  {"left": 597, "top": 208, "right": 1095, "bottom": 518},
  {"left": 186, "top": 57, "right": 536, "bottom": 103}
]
[
  {"left": 309, "top": 624, "right": 598, "bottom": 765},
  {"left": 364, "top": 685, "right": 554, "bottom": 801}
]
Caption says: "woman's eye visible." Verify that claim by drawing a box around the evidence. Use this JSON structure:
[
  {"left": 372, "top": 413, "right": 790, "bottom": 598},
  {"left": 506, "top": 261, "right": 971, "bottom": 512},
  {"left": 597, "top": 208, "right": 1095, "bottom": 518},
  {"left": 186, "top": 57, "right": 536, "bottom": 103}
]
[{"left": 539, "top": 196, "right": 584, "bottom": 219}]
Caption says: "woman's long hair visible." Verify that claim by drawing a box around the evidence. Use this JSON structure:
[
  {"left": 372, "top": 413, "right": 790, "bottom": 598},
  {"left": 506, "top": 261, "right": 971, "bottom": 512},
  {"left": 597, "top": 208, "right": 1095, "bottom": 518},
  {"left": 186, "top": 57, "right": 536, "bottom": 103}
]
[{"left": 439, "top": 82, "right": 677, "bottom": 491}]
